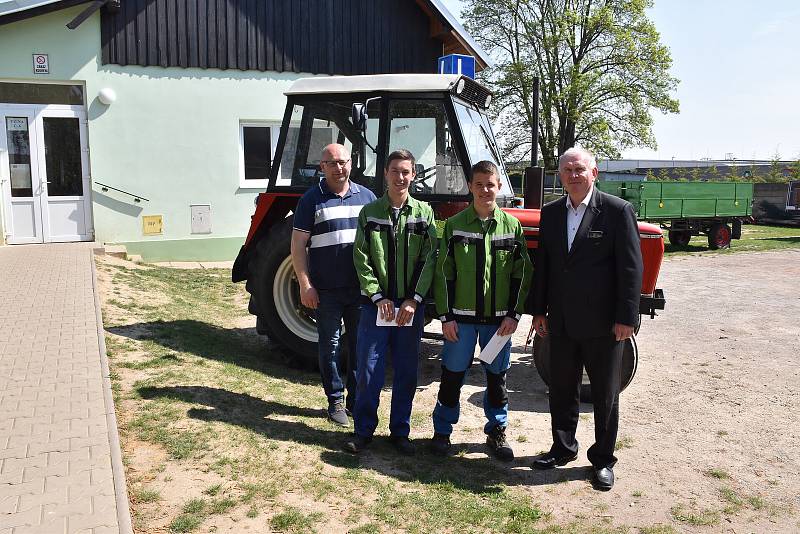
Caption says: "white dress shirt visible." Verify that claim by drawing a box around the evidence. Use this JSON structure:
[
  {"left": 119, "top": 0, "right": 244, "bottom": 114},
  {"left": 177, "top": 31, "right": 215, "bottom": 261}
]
[{"left": 566, "top": 186, "right": 594, "bottom": 252}]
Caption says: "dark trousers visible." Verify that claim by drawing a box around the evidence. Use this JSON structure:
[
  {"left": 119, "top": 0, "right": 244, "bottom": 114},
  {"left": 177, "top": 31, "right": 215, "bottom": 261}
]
[
  {"left": 316, "top": 287, "right": 361, "bottom": 410},
  {"left": 548, "top": 334, "right": 623, "bottom": 469},
  {"left": 353, "top": 302, "right": 424, "bottom": 438}
]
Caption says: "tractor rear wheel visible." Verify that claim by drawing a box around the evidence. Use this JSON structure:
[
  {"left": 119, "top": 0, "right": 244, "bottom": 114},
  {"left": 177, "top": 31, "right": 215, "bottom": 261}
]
[
  {"left": 532, "top": 333, "right": 638, "bottom": 403},
  {"left": 668, "top": 230, "right": 691, "bottom": 247},
  {"left": 708, "top": 223, "right": 732, "bottom": 250},
  {"left": 248, "top": 216, "right": 318, "bottom": 368}
]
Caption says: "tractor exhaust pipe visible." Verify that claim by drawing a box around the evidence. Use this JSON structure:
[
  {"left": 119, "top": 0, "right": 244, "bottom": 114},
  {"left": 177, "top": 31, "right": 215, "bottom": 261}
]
[{"left": 524, "top": 76, "right": 544, "bottom": 209}]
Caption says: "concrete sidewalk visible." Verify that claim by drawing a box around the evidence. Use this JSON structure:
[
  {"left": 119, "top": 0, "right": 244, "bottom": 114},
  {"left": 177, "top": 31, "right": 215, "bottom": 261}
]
[{"left": 0, "top": 244, "right": 131, "bottom": 534}]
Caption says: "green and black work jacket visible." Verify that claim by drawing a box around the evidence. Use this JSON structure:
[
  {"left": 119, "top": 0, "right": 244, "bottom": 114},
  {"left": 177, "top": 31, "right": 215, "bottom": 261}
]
[
  {"left": 434, "top": 204, "right": 532, "bottom": 324},
  {"left": 353, "top": 194, "right": 438, "bottom": 305}
]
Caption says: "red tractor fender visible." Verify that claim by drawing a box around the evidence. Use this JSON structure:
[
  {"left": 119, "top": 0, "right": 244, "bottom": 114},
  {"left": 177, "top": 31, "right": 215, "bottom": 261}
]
[
  {"left": 244, "top": 193, "right": 302, "bottom": 248},
  {"left": 502, "top": 208, "right": 664, "bottom": 297}
]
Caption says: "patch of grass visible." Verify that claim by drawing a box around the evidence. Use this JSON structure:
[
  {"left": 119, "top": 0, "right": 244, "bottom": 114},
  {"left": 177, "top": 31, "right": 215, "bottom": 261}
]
[
  {"left": 128, "top": 401, "right": 215, "bottom": 460},
  {"left": 348, "top": 523, "right": 381, "bottom": 534},
  {"left": 716, "top": 430, "right": 728, "bottom": 437},
  {"left": 516, "top": 435, "right": 528, "bottom": 443},
  {"left": 239, "top": 481, "right": 279, "bottom": 503},
  {"left": 638, "top": 525, "right": 677, "bottom": 534},
  {"left": 719, "top": 487, "right": 744, "bottom": 514},
  {"left": 302, "top": 473, "right": 338, "bottom": 500},
  {"left": 246, "top": 506, "right": 259, "bottom": 518},
  {"left": 748, "top": 495, "right": 766, "bottom": 510},
  {"left": 132, "top": 487, "right": 161, "bottom": 504},
  {"left": 631, "top": 490, "right": 643, "bottom": 498},
  {"left": 615, "top": 436, "right": 634, "bottom": 451},
  {"left": 209, "top": 497, "right": 237, "bottom": 514},
  {"left": 670, "top": 504, "right": 720, "bottom": 526},
  {"left": 203, "top": 484, "right": 222, "bottom": 496},
  {"left": 369, "top": 480, "right": 545, "bottom": 533},
  {"left": 169, "top": 514, "right": 203, "bottom": 533},
  {"left": 703, "top": 468, "right": 731, "bottom": 480},
  {"left": 270, "top": 507, "right": 323, "bottom": 533},
  {"left": 182, "top": 498, "right": 206, "bottom": 514}
]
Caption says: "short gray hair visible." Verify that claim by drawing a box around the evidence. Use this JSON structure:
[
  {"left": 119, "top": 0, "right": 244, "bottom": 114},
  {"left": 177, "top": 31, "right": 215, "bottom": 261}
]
[{"left": 559, "top": 147, "right": 597, "bottom": 170}]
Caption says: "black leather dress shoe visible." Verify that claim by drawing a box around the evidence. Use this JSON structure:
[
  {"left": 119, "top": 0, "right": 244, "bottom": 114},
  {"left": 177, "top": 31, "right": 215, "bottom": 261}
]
[
  {"left": 531, "top": 452, "right": 578, "bottom": 470},
  {"left": 592, "top": 467, "right": 614, "bottom": 491}
]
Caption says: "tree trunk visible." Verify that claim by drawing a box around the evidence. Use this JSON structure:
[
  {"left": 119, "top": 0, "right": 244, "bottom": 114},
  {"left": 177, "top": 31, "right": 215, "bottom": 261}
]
[{"left": 559, "top": 119, "right": 576, "bottom": 156}]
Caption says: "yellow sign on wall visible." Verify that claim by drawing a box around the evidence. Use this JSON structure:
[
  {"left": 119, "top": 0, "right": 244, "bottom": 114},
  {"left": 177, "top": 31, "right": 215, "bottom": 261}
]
[{"left": 142, "top": 215, "right": 163, "bottom": 235}]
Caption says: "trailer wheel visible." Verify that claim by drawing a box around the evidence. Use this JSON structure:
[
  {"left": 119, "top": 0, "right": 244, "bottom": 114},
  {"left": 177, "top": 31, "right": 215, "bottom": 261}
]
[
  {"left": 249, "top": 216, "right": 319, "bottom": 368},
  {"left": 668, "top": 230, "right": 691, "bottom": 247},
  {"left": 708, "top": 223, "right": 731, "bottom": 249},
  {"left": 532, "top": 333, "right": 638, "bottom": 403}
]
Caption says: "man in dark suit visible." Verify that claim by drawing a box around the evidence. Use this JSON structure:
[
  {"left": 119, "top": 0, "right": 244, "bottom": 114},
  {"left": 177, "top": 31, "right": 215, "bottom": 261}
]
[{"left": 530, "top": 147, "right": 642, "bottom": 491}]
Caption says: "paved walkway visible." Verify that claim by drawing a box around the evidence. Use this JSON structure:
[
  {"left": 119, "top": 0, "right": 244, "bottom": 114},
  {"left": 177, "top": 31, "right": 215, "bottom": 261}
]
[{"left": 0, "top": 244, "right": 131, "bottom": 534}]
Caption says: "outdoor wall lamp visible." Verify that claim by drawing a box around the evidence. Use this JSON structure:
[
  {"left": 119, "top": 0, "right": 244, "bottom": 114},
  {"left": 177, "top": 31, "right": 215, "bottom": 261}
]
[{"left": 98, "top": 88, "right": 117, "bottom": 105}]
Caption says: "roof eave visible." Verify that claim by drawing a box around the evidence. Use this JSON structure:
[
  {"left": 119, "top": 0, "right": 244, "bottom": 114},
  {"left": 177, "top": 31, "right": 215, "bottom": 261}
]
[{"left": 418, "top": 0, "right": 492, "bottom": 70}]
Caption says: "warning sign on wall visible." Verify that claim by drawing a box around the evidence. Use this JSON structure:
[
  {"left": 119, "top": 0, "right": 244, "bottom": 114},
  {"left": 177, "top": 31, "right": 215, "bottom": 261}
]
[{"left": 33, "top": 54, "right": 49, "bottom": 74}]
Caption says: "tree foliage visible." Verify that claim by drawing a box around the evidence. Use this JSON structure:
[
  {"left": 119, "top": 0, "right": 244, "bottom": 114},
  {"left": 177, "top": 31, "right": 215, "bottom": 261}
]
[{"left": 462, "top": 0, "right": 680, "bottom": 169}]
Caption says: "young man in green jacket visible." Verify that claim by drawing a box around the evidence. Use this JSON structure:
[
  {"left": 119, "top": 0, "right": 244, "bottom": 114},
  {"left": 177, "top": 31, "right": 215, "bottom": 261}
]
[
  {"left": 344, "top": 150, "right": 438, "bottom": 455},
  {"left": 430, "top": 160, "right": 532, "bottom": 461}
]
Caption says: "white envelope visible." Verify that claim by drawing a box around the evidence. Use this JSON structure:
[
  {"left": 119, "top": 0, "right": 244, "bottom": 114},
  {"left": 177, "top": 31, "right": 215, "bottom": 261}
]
[
  {"left": 477, "top": 332, "right": 512, "bottom": 365},
  {"left": 376, "top": 308, "right": 414, "bottom": 327}
]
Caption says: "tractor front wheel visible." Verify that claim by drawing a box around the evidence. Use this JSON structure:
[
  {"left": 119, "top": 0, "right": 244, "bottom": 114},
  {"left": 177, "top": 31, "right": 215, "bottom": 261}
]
[
  {"left": 248, "top": 216, "right": 318, "bottom": 368},
  {"left": 532, "top": 333, "right": 638, "bottom": 403}
]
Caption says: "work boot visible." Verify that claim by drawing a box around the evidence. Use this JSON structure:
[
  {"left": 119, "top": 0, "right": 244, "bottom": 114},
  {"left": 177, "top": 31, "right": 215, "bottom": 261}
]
[
  {"left": 486, "top": 425, "right": 514, "bottom": 462},
  {"left": 429, "top": 433, "right": 451, "bottom": 456},
  {"left": 328, "top": 400, "right": 349, "bottom": 427},
  {"left": 343, "top": 434, "right": 372, "bottom": 454},
  {"left": 389, "top": 435, "right": 416, "bottom": 456}
]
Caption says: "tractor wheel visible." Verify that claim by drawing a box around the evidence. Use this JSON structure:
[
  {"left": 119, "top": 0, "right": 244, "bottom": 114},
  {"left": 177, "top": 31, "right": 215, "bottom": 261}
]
[
  {"left": 708, "top": 223, "right": 732, "bottom": 250},
  {"left": 248, "top": 216, "right": 318, "bottom": 369},
  {"left": 532, "top": 333, "right": 638, "bottom": 403},
  {"left": 668, "top": 230, "right": 691, "bottom": 247}
]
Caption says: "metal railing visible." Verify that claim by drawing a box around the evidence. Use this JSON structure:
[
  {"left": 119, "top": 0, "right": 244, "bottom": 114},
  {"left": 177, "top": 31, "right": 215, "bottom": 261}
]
[{"left": 94, "top": 181, "right": 149, "bottom": 203}]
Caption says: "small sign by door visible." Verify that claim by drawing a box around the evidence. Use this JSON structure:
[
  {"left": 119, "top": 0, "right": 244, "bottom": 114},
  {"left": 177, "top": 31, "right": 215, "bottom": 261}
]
[{"left": 33, "top": 54, "right": 49, "bottom": 74}]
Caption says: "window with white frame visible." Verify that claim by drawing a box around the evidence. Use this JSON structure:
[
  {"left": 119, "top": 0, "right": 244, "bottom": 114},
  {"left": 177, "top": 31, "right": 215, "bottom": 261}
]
[{"left": 239, "top": 122, "right": 279, "bottom": 189}]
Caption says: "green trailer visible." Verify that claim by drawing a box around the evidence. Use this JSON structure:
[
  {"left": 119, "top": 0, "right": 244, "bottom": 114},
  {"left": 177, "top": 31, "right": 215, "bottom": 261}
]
[{"left": 596, "top": 181, "right": 753, "bottom": 249}]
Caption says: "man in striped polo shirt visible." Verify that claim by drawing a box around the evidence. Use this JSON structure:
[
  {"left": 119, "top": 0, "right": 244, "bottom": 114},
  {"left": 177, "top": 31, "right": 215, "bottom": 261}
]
[{"left": 291, "top": 143, "right": 377, "bottom": 426}]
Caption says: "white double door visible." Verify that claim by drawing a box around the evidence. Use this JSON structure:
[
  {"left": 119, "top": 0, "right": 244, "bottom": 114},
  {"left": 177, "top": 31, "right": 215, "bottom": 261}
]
[{"left": 0, "top": 104, "right": 92, "bottom": 244}]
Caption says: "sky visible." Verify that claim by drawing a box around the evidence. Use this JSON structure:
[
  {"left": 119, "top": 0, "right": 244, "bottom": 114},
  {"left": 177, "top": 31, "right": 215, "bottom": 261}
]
[{"left": 440, "top": 0, "right": 800, "bottom": 161}]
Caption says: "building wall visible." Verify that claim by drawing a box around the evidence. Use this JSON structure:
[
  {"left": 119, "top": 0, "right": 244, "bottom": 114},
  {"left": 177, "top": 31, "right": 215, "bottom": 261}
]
[{"left": 1, "top": 7, "right": 314, "bottom": 260}]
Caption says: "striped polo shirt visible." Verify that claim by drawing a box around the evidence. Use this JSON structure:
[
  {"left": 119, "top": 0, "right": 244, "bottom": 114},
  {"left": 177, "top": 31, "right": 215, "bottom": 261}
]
[{"left": 293, "top": 179, "right": 376, "bottom": 290}]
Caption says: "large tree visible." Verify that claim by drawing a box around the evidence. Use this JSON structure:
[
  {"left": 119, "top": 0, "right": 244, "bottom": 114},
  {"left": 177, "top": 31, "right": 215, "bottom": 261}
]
[{"left": 462, "top": 0, "right": 679, "bottom": 169}]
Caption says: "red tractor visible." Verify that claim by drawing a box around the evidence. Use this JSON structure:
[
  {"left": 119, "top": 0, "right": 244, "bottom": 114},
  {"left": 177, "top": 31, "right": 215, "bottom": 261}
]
[{"left": 233, "top": 74, "right": 666, "bottom": 395}]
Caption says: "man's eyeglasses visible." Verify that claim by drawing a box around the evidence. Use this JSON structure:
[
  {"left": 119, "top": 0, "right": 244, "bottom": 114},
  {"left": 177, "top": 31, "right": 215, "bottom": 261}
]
[{"left": 321, "top": 159, "right": 350, "bottom": 167}]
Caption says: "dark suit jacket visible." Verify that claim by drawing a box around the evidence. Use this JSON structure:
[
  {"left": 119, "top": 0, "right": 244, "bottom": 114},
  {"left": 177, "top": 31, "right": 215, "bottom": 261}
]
[{"left": 531, "top": 188, "right": 643, "bottom": 339}]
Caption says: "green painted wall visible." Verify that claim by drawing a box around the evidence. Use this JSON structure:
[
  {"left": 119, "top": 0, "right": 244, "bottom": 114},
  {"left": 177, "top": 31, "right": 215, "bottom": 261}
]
[{"left": 1, "top": 7, "right": 317, "bottom": 259}]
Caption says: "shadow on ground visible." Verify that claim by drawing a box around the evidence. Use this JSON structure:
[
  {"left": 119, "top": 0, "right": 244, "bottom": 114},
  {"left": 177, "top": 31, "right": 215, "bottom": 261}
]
[
  {"left": 109, "top": 319, "right": 590, "bottom": 415},
  {"left": 136, "top": 384, "right": 596, "bottom": 493},
  {"left": 107, "top": 319, "right": 318, "bottom": 386}
]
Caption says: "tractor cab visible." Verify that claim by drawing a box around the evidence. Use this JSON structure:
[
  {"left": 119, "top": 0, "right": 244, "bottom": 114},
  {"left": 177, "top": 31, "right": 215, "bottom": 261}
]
[{"left": 265, "top": 73, "right": 516, "bottom": 207}]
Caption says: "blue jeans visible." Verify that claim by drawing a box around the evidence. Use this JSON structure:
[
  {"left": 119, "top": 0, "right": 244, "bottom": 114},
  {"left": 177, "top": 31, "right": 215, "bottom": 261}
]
[
  {"left": 432, "top": 322, "right": 512, "bottom": 435},
  {"left": 353, "top": 301, "right": 425, "bottom": 438},
  {"left": 316, "top": 287, "right": 361, "bottom": 410}
]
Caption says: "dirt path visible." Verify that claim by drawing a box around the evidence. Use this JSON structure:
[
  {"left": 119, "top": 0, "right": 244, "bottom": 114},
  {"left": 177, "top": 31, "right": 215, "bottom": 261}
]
[{"left": 411, "top": 249, "right": 800, "bottom": 532}]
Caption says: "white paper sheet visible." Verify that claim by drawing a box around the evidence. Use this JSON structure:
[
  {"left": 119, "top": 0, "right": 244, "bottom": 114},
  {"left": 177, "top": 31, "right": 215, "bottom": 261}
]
[
  {"left": 376, "top": 308, "right": 414, "bottom": 327},
  {"left": 477, "top": 332, "right": 512, "bottom": 365}
]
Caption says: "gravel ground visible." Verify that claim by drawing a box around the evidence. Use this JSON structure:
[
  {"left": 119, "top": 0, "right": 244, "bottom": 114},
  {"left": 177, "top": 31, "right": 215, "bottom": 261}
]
[{"left": 410, "top": 248, "right": 800, "bottom": 532}]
